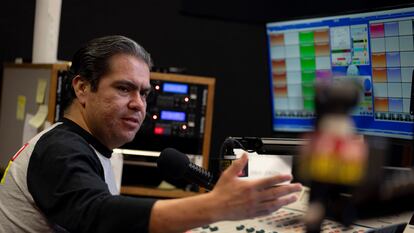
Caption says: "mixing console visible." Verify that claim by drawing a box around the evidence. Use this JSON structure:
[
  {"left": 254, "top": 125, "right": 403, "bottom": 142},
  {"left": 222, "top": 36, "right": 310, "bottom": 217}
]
[{"left": 187, "top": 208, "right": 372, "bottom": 233}]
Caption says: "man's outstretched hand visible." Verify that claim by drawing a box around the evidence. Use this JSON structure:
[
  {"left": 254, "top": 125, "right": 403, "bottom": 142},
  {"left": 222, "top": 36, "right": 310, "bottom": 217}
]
[{"left": 210, "top": 153, "right": 302, "bottom": 220}]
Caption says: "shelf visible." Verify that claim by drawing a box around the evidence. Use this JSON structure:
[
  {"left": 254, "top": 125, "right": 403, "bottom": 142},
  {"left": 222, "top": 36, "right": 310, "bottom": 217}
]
[{"left": 121, "top": 185, "right": 198, "bottom": 198}]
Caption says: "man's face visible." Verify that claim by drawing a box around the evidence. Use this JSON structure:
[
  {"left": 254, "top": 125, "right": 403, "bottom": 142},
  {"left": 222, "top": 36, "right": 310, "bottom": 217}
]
[{"left": 84, "top": 54, "right": 151, "bottom": 149}]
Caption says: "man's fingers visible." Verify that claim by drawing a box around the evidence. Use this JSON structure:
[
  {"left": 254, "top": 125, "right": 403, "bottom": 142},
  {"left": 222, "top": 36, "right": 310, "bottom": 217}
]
[
  {"left": 249, "top": 174, "right": 293, "bottom": 190},
  {"left": 258, "top": 183, "right": 302, "bottom": 202},
  {"left": 256, "top": 194, "right": 299, "bottom": 216},
  {"left": 224, "top": 153, "right": 248, "bottom": 177}
]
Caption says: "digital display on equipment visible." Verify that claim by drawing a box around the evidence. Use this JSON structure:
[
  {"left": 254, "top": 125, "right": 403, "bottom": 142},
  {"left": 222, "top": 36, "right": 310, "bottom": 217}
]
[
  {"left": 163, "top": 83, "right": 188, "bottom": 94},
  {"left": 266, "top": 6, "right": 414, "bottom": 139},
  {"left": 160, "top": 110, "right": 186, "bottom": 121}
]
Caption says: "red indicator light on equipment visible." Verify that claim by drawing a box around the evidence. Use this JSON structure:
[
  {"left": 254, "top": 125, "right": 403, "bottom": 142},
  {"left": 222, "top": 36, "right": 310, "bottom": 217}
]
[
  {"left": 152, "top": 115, "right": 158, "bottom": 120},
  {"left": 181, "top": 124, "right": 187, "bottom": 130},
  {"left": 155, "top": 85, "right": 160, "bottom": 90},
  {"left": 154, "top": 127, "right": 164, "bottom": 135},
  {"left": 184, "top": 97, "right": 189, "bottom": 102}
]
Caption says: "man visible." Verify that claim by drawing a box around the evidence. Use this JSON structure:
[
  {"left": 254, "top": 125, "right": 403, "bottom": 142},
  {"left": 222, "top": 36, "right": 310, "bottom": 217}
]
[{"left": 0, "top": 35, "right": 302, "bottom": 233}]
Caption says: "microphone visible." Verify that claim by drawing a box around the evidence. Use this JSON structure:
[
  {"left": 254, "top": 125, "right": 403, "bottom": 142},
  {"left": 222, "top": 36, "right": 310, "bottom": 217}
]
[{"left": 157, "top": 148, "right": 216, "bottom": 190}]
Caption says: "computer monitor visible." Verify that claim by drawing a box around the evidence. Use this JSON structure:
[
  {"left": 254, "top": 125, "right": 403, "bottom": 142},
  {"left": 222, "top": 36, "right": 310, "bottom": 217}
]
[{"left": 266, "top": 5, "right": 414, "bottom": 139}]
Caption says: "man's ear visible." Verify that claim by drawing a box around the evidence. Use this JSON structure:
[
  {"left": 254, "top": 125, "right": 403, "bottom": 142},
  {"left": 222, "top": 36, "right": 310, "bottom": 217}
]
[{"left": 72, "top": 75, "right": 90, "bottom": 106}]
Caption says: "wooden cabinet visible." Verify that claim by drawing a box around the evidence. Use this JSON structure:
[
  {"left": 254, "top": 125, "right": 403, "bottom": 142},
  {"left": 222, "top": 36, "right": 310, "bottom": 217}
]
[{"left": 150, "top": 72, "right": 215, "bottom": 170}]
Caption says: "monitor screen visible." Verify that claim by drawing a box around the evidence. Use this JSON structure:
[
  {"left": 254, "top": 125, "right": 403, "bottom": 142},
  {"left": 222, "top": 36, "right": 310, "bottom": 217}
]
[{"left": 266, "top": 6, "right": 414, "bottom": 139}]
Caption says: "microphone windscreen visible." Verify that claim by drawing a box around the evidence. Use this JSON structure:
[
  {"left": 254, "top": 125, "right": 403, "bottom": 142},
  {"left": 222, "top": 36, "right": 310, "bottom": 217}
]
[{"left": 157, "top": 148, "right": 190, "bottom": 179}]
